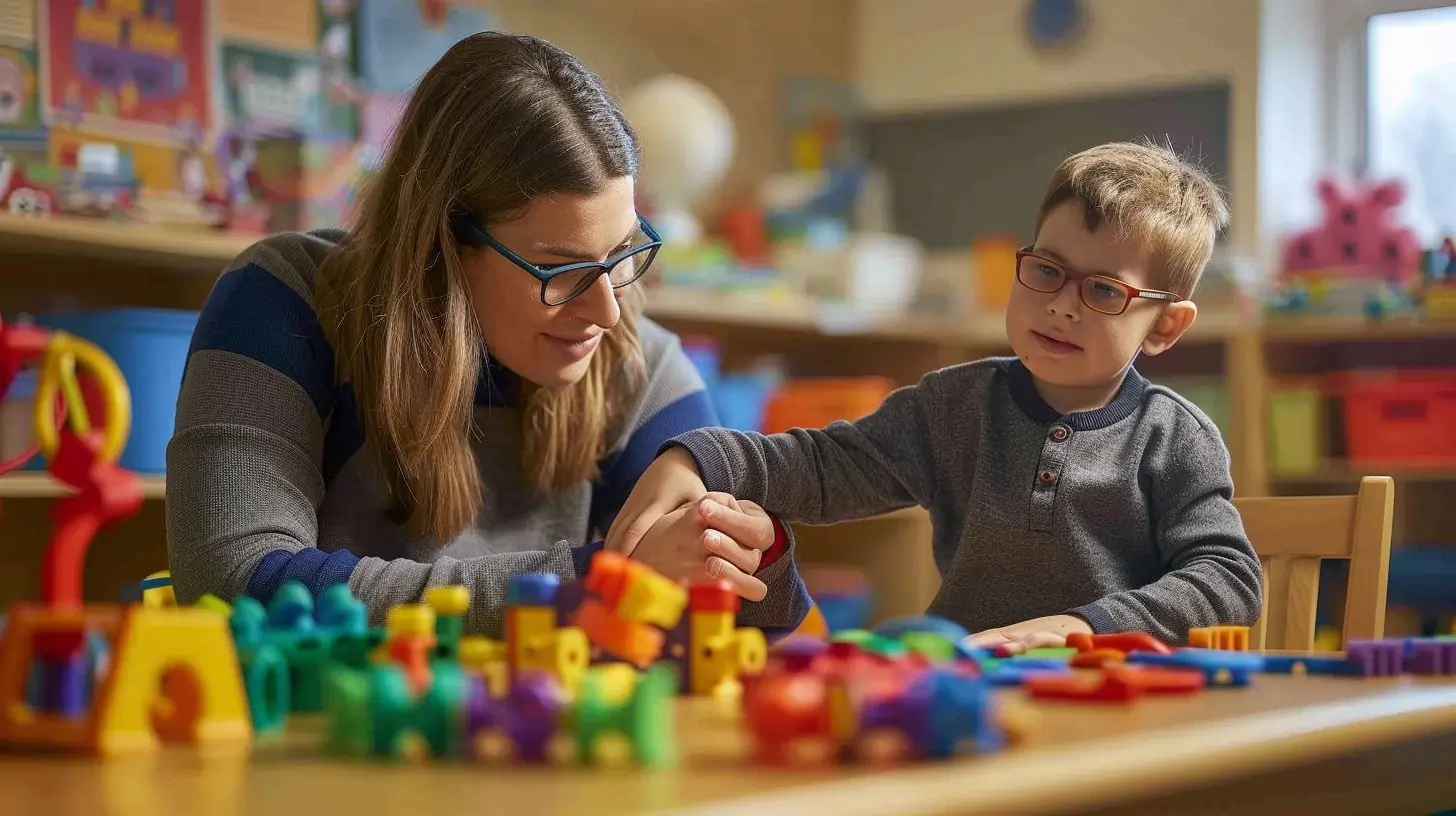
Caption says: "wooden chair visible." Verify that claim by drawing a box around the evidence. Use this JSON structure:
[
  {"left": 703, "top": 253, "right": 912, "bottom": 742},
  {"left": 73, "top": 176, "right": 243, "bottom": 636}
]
[{"left": 1234, "top": 476, "right": 1395, "bottom": 651}]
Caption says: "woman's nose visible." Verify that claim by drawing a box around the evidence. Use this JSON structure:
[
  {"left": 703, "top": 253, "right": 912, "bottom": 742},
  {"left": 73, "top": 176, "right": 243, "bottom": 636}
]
[{"left": 572, "top": 271, "right": 621, "bottom": 329}]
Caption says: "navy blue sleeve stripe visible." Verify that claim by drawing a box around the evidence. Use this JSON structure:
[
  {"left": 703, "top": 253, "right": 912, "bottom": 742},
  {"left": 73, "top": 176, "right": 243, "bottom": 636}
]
[
  {"left": 245, "top": 547, "right": 361, "bottom": 604},
  {"left": 322, "top": 383, "right": 364, "bottom": 487},
  {"left": 189, "top": 262, "right": 337, "bottom": 419},
  {"left": 591, "top": 389, "right": 719, "bottom": 533},
  {"left": 572, "top": 540, "right": 605, "bottom": 577}
]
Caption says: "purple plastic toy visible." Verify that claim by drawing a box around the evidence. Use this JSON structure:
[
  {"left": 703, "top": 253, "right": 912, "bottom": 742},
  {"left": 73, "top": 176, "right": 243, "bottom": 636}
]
[{"left": 467, "top": 671, "right": 565, "bottom": 762}]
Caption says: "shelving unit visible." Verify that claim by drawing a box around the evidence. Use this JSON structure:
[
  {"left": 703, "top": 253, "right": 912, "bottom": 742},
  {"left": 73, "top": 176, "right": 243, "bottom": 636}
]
[{"left": 3, "top": 213, "right": 1456, "bottom": 618}]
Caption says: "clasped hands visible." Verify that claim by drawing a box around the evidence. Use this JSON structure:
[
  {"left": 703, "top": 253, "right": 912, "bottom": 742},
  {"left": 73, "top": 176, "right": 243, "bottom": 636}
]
[{"left": 605, "top": 449, "right": 776, "bottom": 601}]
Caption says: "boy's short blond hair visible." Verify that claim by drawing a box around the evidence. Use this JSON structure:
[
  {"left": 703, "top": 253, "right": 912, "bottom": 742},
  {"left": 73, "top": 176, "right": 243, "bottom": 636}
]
[{"left": 1034, "top": 140, "right": 1229, "bottom": 299}]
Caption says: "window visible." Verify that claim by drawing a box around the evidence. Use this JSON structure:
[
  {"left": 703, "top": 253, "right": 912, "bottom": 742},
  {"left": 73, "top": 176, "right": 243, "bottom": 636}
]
[{"left": 1365, "top": 4, "right": 1456, "bottom": 243}]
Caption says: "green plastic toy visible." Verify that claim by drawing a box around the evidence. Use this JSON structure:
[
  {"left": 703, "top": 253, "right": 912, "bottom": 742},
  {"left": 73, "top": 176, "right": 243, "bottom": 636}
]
[{"left": 575, "top": 662, "right": 677, "bottom": 768}]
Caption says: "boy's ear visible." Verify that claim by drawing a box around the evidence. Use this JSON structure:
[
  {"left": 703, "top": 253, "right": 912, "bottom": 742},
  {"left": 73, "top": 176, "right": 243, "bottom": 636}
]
[{"left": 1142, "top": 301, "right": 1197, "bottom": 356}]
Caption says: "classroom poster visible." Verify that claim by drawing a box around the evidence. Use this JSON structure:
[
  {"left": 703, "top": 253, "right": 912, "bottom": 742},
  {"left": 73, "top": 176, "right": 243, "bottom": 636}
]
[
  {"left": 217, "top": 0, "right": 317, "bottom": 53},
  {"left": 0, "top": 0, "right": 34, "bottom": 42},
  {"left": 356, "top": 0, "right": 494, "bottom": 94},
  {"left": 220, "top": 42, "right": 323, "bottom": 137},
  {"left": 39, "top": 0, "right": 213, "bottom": 146},
  {"left": 0, "top": 42, "right": 42, "bottom": 136},
  {"left": 316, "top": 0, "right": 359, "bottom": 139}
]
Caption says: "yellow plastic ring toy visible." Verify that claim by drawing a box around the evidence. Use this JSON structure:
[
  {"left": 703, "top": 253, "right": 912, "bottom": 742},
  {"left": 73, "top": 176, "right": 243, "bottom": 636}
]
[{"left": 33, "top": 331, "right": 131, "bottom": 464}]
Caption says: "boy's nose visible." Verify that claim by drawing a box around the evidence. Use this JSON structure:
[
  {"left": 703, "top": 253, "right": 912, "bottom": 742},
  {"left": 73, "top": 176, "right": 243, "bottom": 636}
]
[{"left": 1045, "top": 285, "right": 1082, "bottom": 320}]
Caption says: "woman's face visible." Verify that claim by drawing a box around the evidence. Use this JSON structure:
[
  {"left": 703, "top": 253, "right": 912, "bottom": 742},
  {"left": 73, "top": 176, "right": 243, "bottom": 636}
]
[{"left": 463, "top": 176, "right": 639, "bottom": 390}]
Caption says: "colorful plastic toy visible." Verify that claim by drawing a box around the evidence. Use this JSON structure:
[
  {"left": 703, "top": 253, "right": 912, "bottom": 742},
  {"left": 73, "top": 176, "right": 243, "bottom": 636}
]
[
  {"left": 1281, "top": 177, "right": 1422, "bottom": 286},
  {"left": 663, "top": 580, "right": 767, "bottom": 698},
  {"left": 1126, "top": 648, "right": 1264, "bottom": 687},
  {"left": 0, "top": 317, "right": 252, "bottom": 756},
  {"left": 573, "top": 551, "right": 687, "bottom": 668},
  {"left": 1188, "top": 626, "right": 1250, "bottom": 651}
]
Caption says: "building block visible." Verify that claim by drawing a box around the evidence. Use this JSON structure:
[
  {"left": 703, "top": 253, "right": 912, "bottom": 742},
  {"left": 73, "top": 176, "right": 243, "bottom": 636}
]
[
  {"left": 1017, "top": 647, "right": 1077, "bottom": 661},
  {"left": 1261, "top": 655, "right": 1364, "bottom": 677},
  {"left": 0, "top": 603, "right": 252, "bottom": 755},
  {"left": 194, "top": 595, "right": 233, "bottom": 617},
  {"left": 1346, "top": 639, "right": 1405, "bottom": 677},
  {"left": 229, "top": 581, "right": 373, "bottom": 714},
  {"left": 240, "top": 643, "right": 290, "bottom": 733},
  {"left": 664, "top": 581, "right": 767, "bottom": 697},
  {"left": 1070, "top": 648, "right": 1126, "bottom": 669},
  {"left": 368, "top": 662, "right": 470, "bottom": 758},
  {"left": 466, "top": 670, "right": 568, "bottom": 763},
  {"left": 1188, "top": 626, "right": 1250, "bottom": 651},
  {"left": 743, "top": 667, "right": 836, "bottom": 765},
  {"left": 458, "top": 636, "right": 509, "bottom": 698},
  {"left": 574, "top": 598, "right": 663, "bottom": 668},
  {"left": 574, "top": 662, "right": 677, "bottom": 768},
  {"left": 385, "top": 603, "right": 437, "bottom": 696},
  {"left": 139, "top": 571, "right": 176, "bottom": 609},
  {"left": 425, "top": 586, "right": 469, "bottom": 660},
  {"left": 1066, "top": 632, "right": 1172, "bottom": 655},
  {"left": 871, "top": 614, "right": 971, "bottom": 645},
  {"left": 899, "top": 631, "right": 958, "bottom": 663},
  {"left": 1403, "top": 638, "right": 1456, "bottom": 676},
  {"left": 581, "top": 551, "right": 687, "bottom": 628},
  {"left": 1125, "top": 649, "right": 1263, "bottom": 687},
  {"left": 857, "top": 669, "right": 1000, "bottom": 761},
  {"left": 982, "top": 661, "right": 1072, "bottom": 688}
]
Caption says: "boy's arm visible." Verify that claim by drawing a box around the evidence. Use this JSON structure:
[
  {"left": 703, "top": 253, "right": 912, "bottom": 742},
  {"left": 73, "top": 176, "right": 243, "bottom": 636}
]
[
  {"left": 1066, "top": 426, "right": 1264, "bottom": 646},
  {"left": 667, "top": 375, "right": 944, "bottom": 524}
]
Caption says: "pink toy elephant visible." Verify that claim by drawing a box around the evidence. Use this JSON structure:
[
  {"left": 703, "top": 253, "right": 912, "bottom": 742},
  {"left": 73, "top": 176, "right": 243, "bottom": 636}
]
[{"left": 1281, "top": 177, "right": 1421, "bottom": 285}]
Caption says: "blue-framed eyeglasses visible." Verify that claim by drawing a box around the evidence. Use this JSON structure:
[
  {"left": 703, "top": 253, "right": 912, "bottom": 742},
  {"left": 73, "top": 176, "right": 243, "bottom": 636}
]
[{"left": 452, "top": 212, "right": 663, "bottom": 306}]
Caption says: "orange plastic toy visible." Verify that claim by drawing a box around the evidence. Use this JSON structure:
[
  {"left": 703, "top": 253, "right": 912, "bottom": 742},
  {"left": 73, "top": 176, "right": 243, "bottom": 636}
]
[{"left": 0, "top": 317, "right": 252, "bottom": 755}]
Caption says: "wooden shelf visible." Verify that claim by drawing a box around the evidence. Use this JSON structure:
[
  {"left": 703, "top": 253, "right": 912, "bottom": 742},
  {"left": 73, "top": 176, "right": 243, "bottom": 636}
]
[
  {"left": 0, "top": 214, "right": 252, "bottom": 274},
  {"left": 0, "top": 473, "right": 166, "bottom": 499},
  {"left": 1261, "top": 314, "right": 1456, "bottom": 342},
  {"left": 1272, "top": 461, "right": 1456, "bottom": 486}
]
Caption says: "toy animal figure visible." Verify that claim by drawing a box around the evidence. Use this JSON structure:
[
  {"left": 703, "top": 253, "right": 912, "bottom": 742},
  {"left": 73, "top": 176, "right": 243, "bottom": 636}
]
[
  {"left": 1281, "top": 177, "right": 1422, "bottom": 286},
  {"left": 0, "top": 148, "right": 52, "bottom": 217}
]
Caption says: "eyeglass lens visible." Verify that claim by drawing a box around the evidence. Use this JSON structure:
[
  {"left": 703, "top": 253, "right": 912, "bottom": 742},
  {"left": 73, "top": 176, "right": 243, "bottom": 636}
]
[
  {"left": 543, "top": 244, "right": 659, "bottom": 305},
  {"left": 1016, "top": 254, "right": 1131, "bottom": 315}
]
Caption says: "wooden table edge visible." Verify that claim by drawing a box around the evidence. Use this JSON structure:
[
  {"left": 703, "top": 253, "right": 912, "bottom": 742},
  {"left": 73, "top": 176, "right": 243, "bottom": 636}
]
[{"left": 658, "top": 685, "right": 1456, "bottom": 816}]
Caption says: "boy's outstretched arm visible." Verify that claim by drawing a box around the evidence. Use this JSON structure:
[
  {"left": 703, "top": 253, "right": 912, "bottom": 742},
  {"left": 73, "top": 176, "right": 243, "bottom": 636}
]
[
  {"left": 608, "top": 372, "right": 947, "bottom": 556},
  {"left": 1066, "top": 425, "right": 1264, "bottom": 646}
]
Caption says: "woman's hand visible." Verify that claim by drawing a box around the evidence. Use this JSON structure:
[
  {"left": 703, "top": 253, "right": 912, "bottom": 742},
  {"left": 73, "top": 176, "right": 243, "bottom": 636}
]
[
  {"left": 962, "top": 614, "right": 1093, "bottom": 655},
  {"left": 629, "top": 493, "right": 777, "bottom": 601},
  {"left": 606, "top": 446, "right": 707, "bottom": 555}
]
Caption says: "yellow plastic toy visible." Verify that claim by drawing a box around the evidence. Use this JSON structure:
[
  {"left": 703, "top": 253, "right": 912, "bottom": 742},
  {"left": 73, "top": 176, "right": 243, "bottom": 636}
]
[{"left": 0, "top": 321, "right": 252, "bottom": 756}]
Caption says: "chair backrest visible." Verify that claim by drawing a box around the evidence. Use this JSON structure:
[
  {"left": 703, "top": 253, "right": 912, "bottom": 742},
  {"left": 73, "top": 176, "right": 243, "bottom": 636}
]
[{"left": 1233, "top": 476, "right": 1394, "bottom": 651}]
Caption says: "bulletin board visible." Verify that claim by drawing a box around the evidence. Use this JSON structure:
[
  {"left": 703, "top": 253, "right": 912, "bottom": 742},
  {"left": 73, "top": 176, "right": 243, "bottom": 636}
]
[
  {"left": 0, "top": 0, "right": 498, "bottom": 232},
  {"left": 862, "top": 82, "right": 1231, "bottom": 252}
]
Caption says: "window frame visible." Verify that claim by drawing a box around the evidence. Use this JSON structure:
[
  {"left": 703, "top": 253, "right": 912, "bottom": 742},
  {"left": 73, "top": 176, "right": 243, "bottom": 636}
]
[{"left": 1324, "top": 0, "right": 1456, "bottom": 177}]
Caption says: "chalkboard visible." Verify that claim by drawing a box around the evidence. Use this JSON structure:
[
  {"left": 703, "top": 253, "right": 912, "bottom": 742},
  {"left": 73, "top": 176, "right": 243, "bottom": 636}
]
[{"left": 863, "top": 83, "right": 1231, "bottom": 251}]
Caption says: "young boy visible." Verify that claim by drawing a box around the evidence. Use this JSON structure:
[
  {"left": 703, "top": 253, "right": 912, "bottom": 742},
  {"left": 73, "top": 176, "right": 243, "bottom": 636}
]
[{"left": 609, "top": 141, "right": 1263, "bottom": 649}]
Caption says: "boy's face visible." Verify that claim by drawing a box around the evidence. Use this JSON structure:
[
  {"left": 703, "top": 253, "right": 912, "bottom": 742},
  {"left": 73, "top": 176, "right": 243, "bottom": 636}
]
[{"left": 1005, "top": 201, "right": 1196, "bottom": 391}]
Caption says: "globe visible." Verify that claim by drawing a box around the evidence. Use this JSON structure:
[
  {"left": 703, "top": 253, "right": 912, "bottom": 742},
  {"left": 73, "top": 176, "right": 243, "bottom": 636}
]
[{"left": 623, "top": 74, "right": 736, "bottom": 244}]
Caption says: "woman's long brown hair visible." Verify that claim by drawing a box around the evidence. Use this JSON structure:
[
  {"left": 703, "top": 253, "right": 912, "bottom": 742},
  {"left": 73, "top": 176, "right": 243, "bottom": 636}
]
[{"left": 316, "top": 33, "right": 645, "bottom": 542}]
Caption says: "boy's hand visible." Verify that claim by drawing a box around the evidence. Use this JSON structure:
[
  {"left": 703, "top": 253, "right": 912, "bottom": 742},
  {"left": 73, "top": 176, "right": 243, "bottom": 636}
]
[
  {"left": 628, "top": 493, "right": 774, "bottom": 601},
  {"left": 606, "top": 446, "right": 707, "bottom": 556},
  {"left": 963, "top": 614, "right": 1093, "bottom": 655}
]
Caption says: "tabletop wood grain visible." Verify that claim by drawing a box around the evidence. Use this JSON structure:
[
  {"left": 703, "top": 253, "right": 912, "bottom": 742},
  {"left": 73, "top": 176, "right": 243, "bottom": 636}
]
[{"left": 2, "top": 671, "right": 1455, "bottom": 816}]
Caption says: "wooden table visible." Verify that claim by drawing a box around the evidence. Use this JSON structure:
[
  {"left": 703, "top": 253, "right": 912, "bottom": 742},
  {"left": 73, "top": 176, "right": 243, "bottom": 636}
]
[{"left": 2, "top": 672, "right": 1455, "bottom": 816}]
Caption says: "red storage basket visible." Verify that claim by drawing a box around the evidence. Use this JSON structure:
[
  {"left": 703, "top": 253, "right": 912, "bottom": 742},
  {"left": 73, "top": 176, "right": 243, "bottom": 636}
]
[{"left": 1334, "top": 370, "right": 1456, "bottom": 465}]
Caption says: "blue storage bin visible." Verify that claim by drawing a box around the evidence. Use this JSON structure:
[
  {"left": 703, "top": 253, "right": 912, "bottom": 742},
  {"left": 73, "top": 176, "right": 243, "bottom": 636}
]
[
  {"left": 35, "top": 309, "right": 200, "bottom": 474},
  {"left": 680, "top": 339, "right": 720, "bottom": 391},
  {"left": 712, "top": 372, "right": 776, "bottom": 432},
  {"left": 815, "top": 592, "right": 873, "bottom": 633}
]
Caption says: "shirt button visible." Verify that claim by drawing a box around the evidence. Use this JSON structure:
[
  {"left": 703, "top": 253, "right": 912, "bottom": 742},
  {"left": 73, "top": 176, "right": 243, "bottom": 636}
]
[
  {"left": 1039, "top": 469, "right": 1058, "bottom": 485},
  {"left": 1049, "top": 425, "right": 1070, "bottom": 443}
]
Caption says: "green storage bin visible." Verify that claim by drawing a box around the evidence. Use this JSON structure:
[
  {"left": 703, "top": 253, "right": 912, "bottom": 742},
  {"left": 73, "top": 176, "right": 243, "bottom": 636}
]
[
  {"left": 1267, "top": 385, "right": 1326, "bottom": 475},
  {"left": 1156, "top": 377, "right": 1231, "bottom": 440}
]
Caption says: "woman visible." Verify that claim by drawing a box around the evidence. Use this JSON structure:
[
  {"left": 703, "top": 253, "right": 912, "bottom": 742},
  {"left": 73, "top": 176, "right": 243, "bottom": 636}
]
[{"left": 166, "top": 33, "right": 809, "bottom": 638}]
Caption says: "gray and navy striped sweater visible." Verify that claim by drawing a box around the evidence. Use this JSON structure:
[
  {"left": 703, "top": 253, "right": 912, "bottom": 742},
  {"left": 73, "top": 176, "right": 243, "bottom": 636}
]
[{"left": 165, "top": 229, "right": 809, "bottom": 638}]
